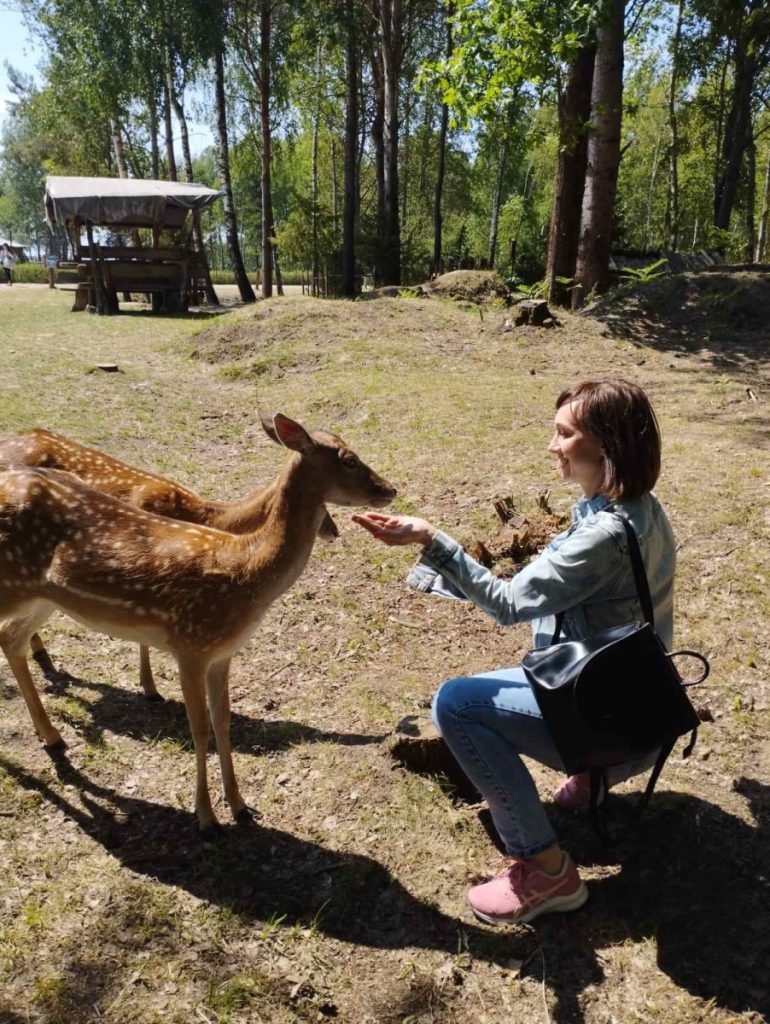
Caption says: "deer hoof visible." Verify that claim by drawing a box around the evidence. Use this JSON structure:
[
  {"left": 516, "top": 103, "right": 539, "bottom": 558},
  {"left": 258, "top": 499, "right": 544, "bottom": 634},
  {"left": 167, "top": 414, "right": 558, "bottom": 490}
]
[
  {"left": 43, "top": 735, "right": 67, "bottom": 753},
  {"left": 144, "top": 692, "right": 165, "bottom": 704},
  {"left": 235, "top": 805, "right": 259, "bottom": 824}
]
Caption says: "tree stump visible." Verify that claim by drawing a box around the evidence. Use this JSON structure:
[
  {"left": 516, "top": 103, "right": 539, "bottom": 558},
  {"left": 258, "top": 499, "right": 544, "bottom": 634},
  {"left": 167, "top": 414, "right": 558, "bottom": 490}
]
[
  {"left": 386, "top": 714, "right": 481, "bottom": 802},
  {"left": 512, "top": 299, "right": 552, "bottom": 326}
]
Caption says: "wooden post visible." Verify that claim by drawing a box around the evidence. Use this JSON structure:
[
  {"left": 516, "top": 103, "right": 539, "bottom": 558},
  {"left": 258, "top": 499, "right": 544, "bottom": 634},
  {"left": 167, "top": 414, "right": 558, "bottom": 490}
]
[
  {"left": 73, "top": 218, "right": 82, "bottom": 260},
  {"left": 96, "top": 242, "right": 119, "bottom": 314},
  {"left": 86, "top": 223, "right": 106, "bottom": 315},
  {"left": 192, "top": 208, "right": 219, "bottom": 305}
]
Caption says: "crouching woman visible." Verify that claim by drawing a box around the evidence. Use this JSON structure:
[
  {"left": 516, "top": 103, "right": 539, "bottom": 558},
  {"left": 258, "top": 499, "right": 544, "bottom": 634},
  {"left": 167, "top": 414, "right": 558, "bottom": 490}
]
[{"left": 353, "top": 379, "right": 675, "bottom": 925}]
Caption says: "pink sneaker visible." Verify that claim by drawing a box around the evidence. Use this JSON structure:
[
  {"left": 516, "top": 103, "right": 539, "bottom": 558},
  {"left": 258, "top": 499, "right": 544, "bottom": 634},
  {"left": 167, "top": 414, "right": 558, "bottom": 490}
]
[
  {"left": 552, "top": 773, "right": 592, "bottom": 811},
  {"left": 467, "top": 854, "right": 587, "bottom": 925}
]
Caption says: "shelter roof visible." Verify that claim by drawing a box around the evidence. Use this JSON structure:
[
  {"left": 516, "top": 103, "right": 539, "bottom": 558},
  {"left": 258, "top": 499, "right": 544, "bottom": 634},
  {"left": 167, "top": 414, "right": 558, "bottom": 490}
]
[{"left": 45, "top": 176, "right": 223, "bottom": 229}]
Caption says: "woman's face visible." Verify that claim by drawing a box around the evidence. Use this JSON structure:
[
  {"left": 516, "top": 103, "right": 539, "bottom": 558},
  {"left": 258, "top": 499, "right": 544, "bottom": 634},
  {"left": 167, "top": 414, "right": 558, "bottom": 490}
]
[{"left": 548, "top": 401, "right": 605, "bottom": 496}]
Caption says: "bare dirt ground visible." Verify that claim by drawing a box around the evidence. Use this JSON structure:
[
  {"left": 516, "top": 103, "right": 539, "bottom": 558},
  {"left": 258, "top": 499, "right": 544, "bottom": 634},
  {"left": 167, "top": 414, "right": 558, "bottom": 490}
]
[{"left": 0, "top": 277, "right": 768, "bottom": 1024}]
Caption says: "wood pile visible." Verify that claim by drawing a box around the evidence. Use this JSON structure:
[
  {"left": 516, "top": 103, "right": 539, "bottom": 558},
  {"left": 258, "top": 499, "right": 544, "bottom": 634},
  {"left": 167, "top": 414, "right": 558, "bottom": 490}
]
[{"left": 469, "top": 491, "right": 568, "bottom": 576}]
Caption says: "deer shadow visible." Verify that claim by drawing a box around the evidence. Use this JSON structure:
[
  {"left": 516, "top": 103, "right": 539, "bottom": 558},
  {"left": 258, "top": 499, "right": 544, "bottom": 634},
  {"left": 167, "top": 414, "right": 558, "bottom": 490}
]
[
  {"left": 1, "top": 754, "right": 531, "bottom": 967},
  {"left": 2, "top": 752, "right": 768, "bottom": 1022},
  {"left": 31, "top": 670, "right": 386, "bottom": 754}
]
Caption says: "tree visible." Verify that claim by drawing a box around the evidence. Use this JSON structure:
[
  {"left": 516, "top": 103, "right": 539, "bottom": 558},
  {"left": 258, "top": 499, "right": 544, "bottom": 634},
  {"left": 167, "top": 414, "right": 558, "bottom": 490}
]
[
  {"left": 573, "top": 0, "right": 625, "bottom": 306},
  {"left": 214, "top": 46, "right": 257, "bottom": 301}
]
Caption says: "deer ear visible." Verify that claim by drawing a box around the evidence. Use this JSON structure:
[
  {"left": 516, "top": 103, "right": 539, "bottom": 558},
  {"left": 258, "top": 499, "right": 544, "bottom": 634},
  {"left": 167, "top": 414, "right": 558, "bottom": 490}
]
[
  {"left": 259, "top": 411, "right": 281, "bottom": 444},
  {"left": 269, "top": 413, "right": 316, "bottom": 454}
]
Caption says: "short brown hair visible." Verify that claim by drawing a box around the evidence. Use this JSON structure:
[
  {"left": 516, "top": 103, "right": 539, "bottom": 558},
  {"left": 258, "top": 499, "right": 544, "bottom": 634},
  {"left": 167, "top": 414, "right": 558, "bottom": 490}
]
[{"left": 555, "top": 379, "right": 661, "bottom": 500}]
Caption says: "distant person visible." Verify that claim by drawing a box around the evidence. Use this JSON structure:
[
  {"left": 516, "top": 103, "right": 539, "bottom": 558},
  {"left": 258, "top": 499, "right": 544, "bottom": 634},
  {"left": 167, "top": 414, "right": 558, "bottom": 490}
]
[
  {"left": 2, "top": 245, "right": 15, "bottom": 285},
  {"left": 353, "top": 379, "right": 675, "bottom": 925}
]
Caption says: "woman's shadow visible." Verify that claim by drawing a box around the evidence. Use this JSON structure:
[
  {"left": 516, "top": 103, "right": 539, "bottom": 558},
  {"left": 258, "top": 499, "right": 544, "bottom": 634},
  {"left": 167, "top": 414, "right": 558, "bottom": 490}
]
[{"left": 536, "top": 776, "right": 770, "bottom": 1022}]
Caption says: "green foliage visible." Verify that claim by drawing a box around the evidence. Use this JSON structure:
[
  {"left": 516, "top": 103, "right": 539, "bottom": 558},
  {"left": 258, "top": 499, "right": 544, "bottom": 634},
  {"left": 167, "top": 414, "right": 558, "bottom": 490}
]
[
  {"left": 8, "top": 262, "right": 48, "bottom": 283},
  {"left": 619, "top": 258, "right": 668, "bottom": 283},
  {"left": 1, "top": 0, "right": 767, "bottom": 282}
]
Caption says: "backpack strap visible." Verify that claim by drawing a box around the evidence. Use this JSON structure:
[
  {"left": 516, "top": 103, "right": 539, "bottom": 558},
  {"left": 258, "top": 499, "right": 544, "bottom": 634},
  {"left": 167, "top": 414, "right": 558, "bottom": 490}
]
[
  {"left": 588, "top": 735, "right": 685, "bottom": 845},
  {"left": 614, "top": 514, "right": 655, "bottom": 629},
  {"left": 549, "top": 510, "right": 654, "bottom": 646}
]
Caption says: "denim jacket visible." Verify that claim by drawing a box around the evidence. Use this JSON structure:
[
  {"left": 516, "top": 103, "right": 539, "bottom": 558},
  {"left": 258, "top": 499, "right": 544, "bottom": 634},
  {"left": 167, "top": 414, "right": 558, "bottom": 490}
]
[{"left": 407, "top": 492, "right": 676, "bottom": 650}]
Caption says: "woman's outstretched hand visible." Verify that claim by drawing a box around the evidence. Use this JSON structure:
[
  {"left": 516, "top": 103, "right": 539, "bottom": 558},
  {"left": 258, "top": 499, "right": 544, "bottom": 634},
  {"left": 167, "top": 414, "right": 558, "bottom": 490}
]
[{"left": 351, "top": 512, "right": 437, "bottom": 547}]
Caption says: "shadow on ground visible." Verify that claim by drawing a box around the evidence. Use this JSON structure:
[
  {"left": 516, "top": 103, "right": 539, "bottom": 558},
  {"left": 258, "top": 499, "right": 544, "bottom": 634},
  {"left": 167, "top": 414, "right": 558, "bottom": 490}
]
[
  {"left": 587, "top": 271, "right": 770, "bottom": 378},
  {"left": 3, "top": 752, "right": 768, "bottom": 1023},
  {"left": 35, "top": 672, "right": 386, "bottom": 753}
]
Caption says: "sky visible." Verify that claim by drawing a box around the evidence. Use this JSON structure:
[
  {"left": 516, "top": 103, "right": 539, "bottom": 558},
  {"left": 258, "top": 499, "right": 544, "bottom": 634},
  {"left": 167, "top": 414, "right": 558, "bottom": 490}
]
[
  {"left": 0, "top": 6, "right": 213, "bottom": 160},
  {"left": 0, "top": 6, "right": 40, "bottom": 119}
]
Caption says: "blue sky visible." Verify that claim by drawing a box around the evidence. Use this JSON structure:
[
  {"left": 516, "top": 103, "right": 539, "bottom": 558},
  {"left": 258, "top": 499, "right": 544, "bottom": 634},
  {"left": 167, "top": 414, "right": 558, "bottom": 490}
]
[
  {"left": 0, "top": 7, "right": 40, "bottom": 119},
  {"left": 0, "top": 6, "right": 213, "bottom": 160}
]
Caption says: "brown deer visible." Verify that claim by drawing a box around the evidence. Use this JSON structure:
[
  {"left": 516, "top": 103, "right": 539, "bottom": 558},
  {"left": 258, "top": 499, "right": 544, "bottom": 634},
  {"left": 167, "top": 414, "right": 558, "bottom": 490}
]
[
  {"left": 0, "top": 427, "right": 339, "bottom": 698},
  {"left": 0, "top": 413, "right": 396, "bottom": 832}
]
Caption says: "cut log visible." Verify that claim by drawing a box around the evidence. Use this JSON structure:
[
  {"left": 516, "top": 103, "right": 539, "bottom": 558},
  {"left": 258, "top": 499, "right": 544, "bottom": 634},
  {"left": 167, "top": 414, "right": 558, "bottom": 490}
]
[
  {"left": 512, "top": 299, "right": 552, "bottom": 326},
  {"left": 386, "top": 714, "right": 481, "bottom": 802}
]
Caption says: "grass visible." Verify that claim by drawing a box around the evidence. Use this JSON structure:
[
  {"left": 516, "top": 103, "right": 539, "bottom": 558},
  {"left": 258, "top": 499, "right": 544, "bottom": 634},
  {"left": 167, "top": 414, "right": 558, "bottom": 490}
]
[{"left": 0, "top": 282, "right": 769, "bottom": 1024}]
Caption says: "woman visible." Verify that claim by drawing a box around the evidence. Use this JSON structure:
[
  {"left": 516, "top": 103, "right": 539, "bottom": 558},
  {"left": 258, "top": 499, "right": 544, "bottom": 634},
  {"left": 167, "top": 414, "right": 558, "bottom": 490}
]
[
  {"left": 1, "top": 244, "right": 15, "bottom": 285},
  {"left": 353, "top": 379, "right": 675, "bottom": 925}
]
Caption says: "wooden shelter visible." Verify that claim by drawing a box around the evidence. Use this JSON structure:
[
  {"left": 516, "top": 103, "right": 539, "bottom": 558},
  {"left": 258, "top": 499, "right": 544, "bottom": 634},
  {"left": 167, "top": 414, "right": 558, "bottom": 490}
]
[{"left": 45, "top": 176, "right": 223, "bottom": 314}]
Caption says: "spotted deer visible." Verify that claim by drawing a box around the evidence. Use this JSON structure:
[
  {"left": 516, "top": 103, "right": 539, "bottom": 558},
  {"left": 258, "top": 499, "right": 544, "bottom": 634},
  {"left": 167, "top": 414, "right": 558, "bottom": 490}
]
[
  {"left": 0, "top": 427, "right": 339, "bottom": 697},
  {"left": 0, "top": 413, "right": 396, "bottom": 832}
]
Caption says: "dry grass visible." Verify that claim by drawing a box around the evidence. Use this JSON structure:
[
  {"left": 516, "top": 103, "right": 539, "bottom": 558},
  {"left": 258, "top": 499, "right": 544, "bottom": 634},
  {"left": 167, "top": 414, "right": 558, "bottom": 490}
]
[{"left": 0, "top": 280, "right": 768, "bottom": 1024}]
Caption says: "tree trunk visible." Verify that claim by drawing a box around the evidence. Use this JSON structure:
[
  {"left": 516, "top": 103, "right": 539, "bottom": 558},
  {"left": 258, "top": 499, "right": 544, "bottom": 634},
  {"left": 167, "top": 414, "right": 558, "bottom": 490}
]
[
  {"left": 664, "top": 0, "right": 684, "bottom": 250},
  {"left": 168, "top": 68, "right": 218, "bottom": 305},
  {"left": 110, "top": 117, "right": 129, "bottom": 178},
  {"left": 371, "top": 48, "right": 386, "bottom": 283},
  {"left": 259, "top": 0, "right": 274, "bottom": 299},
  {"left": 712, "top": 48, "right": 729, "bottom": 214},
  {"left": 214, "top": 47, "right": 255, "bottom": 303},
  {"left": 546, "top": 44, "right": 595, "bottom": 306},
  {"left": 168, "top": 68, "right": 193, "bottom": 180},
  {"left": 745, "top": 129, "right": 756, "bottom": 261},
  {"left": 756, "top": 148, "right": 770, "bottom": 262},
  {"left": 377, "top": 0, "right": 403, "bottom": 285},
  {"left": 109, "top": 117, "right": 133, "bottom": 301},
  {"left": 432, "top": 7, "right": 451, "bottom": 277},
  {"left": 341, "top": 0, "right": 359, "bottom": 297},
  {"left": 311, "top": 43, "right": 321, "bottom": 297},
  {"left": 572, "top": 2, "right": 624, "bottom": 308},
  {"left": 714, "top": 14, "right": 757, "bottom": 231},
  {"left": 273, "top": 235, "right": 284, "bottom": 295},
  {"left": 149, "top": 93, "right": 160, "bottom": 179},
  {"left": 645, "top": 130, "right": 663, "bottom": 250},
  {"left": 162, "top": 77, "right": 177, "bottom": 181},
  {"left": 331, "top": 138, "right": 339, "bottom": 232},
  {"left": 487, "top": 134, "right": 507, "bottom": 268}
]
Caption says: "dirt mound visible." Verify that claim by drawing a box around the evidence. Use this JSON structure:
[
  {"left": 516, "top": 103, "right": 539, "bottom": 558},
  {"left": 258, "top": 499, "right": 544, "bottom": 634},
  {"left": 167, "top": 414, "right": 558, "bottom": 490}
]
[
  {"left": 423, "top": 270, "right": 512, "bottom": 304},
  {"left": 587, "top": 270, "right": 770, "bottom": 361}
]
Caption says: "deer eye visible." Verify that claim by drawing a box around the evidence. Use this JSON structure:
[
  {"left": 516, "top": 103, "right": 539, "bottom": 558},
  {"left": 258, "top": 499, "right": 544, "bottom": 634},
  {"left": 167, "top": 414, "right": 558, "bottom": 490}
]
[{"left": 341, "top": 452, "right": 360, "bottom": 469}]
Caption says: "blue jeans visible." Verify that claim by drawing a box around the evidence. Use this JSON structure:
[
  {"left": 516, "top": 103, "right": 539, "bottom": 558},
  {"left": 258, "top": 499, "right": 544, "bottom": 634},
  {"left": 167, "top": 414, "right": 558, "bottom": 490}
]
[{"left": 432, "top": 666, "right": 658, "bottom": 858}]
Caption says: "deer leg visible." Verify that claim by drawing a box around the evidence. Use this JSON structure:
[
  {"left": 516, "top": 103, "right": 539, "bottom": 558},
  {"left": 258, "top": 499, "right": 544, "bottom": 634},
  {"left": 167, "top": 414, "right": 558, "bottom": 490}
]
[
  {"left": 176, "top": 657, "right": 218, "bottom": 833},
  {"left": 138, "top": 644, "right": 163, "bottom": 701},
  {"left": 2, "top": 644, "right": 64, "bottom": 749},
  {"left": 206, "top": 659, "right": 250, "bottom": 822},
  {"left": 29, "top": 632, "right": 58, "bottom": 677}
]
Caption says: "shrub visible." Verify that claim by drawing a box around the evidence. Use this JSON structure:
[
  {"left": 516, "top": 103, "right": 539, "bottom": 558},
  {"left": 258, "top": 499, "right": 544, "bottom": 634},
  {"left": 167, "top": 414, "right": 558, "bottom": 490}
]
[{"left": 11, "top": 263, "right": 49, "bottom": 284}]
